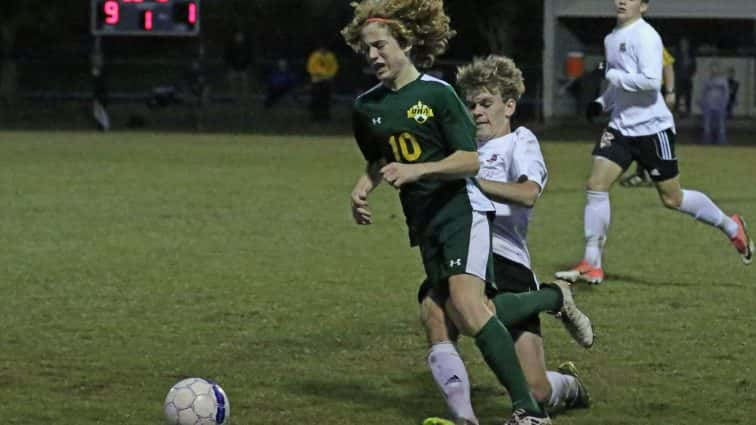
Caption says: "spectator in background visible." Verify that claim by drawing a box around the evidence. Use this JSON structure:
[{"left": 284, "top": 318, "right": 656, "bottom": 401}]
[
  {"left": 91, "top": 43, "right": 110, "bottom": 131},
  {"left": 306, "top": 46, "right": 339, "bottom": 122},
  {"left": 224, "top": 31, "right": 253, "bottom": 102},
  {"left": 726, "top": 67, "right": 739, "bottom": 118},
  {"left": 263, "top": 58, "right": 298, "bottom": 108},
  {"left": 673, "top": 37, "right": 696, "bottom": 117},
  {"left": 699, "top": 62, "right": 729, "bottom": 145}
]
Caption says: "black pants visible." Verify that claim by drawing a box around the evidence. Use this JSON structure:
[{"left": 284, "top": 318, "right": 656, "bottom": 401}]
[{"left": 310, "top": 81, "right": 332, "bottom": 122}]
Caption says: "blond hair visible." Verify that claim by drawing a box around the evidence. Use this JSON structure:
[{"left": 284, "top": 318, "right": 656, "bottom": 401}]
[
  {"left": 456, "top": 55, "right": 525, "bottom": 101},
  {"left": 341, "top": 0, "right": 455, "bottom": 68}
]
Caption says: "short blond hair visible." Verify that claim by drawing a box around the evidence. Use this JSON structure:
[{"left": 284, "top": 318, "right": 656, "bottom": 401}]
[
  {"left": 341, "top": 0, "right": 455, "bottom": 68},
  {"left": 456, "top": 55, "right": 525, "bottom": 101}
]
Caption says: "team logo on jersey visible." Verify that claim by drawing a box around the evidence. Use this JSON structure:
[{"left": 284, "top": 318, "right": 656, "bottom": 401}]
[
  {"left": 600, "top": 130, "right": 614, "bottom": 148},
  {"left": 407, "top": 101, "right": 435, "bottom": 124},
  {"left": 620, "top": 42, "right": 627, "bottom": 52}
]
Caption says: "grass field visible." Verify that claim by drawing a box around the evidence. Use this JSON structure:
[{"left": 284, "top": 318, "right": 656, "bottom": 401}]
[{"left": 0, "top": 131, "right": 754, "bottom": 425}]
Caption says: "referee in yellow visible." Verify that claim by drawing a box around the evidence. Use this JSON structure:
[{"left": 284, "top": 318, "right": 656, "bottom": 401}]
[{"left": 306, "top": 46, "right": 339, "bottom": 122}]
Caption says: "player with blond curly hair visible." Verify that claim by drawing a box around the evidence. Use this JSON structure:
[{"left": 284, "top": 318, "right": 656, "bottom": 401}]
[{"left": 342, "top": 2, "right": 583, "bottom": 424}]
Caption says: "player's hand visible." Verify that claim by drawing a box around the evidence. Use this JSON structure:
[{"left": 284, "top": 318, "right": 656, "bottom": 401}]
[
  {"left": 380, "top": 162, "right": 423, "bottom": 188},
  {"left": 664, "top": 92, "right": 676, "bottom": 109},
  {"left": 350, "top": 189, "right": 372, "bottom": 225},
  {"left": 585, "top": 101, "right": 603, "bottom": 122}
]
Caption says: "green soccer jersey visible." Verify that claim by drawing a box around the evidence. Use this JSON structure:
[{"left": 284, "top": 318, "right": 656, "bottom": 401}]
[{"left": 352, "top": 74, "right": 492, "bottom": 245}]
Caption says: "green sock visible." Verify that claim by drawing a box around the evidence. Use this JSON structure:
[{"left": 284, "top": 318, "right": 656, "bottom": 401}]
[
  {"left": 491, "top": 284, "right": 562, "bottom": 326},
  {"left": 474, "top": 316, "right": 543, "bottom": 415}
]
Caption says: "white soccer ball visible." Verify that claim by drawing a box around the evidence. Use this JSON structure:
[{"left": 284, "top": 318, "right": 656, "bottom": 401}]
[{"left": 163, "top": 377, "right": 230, "bottom": 425}]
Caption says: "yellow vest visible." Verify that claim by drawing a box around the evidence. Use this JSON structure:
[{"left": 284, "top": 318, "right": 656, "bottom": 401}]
[{"left": 307, "top": 49, "right": 339, "bottom": 82}]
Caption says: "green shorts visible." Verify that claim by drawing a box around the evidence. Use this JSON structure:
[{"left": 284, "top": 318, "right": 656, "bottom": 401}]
[{"left": 416, "top": 201, "right": 495, "bottom": 302}]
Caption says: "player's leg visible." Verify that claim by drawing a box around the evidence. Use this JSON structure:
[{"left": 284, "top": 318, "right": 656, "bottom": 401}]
[
  {"left": 556, "top": 129, "right": 629, "bottom": 284},
  {"left": 440, "top": 211, "right": 547, "bottom": 420},
  {"left": 493, "top": 288, "right": 590, "bottom": 413},
  {"left": 419, "top": 282, "right": 479, "bottom": 425},
  {"left": 514, "top": 332, "right": 551, "bottom": 405},
  {"left": 655, "top": 176, "right": 752, "bottom": 263},
  {"left": 489, "top": 257, "right": 593, "bottom": 347},
  {"left": 445, "top": 276, "right": 546, "bottom": 421},
  {"left": 514, "top": 333, "right": 590, "bottom": 412},
  {"left": 645, "top": 129, "right": 753, "bottom": 264}
]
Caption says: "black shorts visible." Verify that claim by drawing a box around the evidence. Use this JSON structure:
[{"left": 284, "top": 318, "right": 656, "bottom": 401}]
[
  {"left": 592, "top": 127, "right": 679, "bottom": 182},
  {"left": 416, "top": 254, "right": 541, "bottom": 340}
]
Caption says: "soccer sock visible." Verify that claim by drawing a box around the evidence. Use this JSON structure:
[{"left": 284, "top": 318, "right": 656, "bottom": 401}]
[
  {"left": 583, "top": 190, "right": 610, "bottom": 268},
  {"left": 474, "top": 317, "right": 543, "bottom": 415},
  {"left": 427, "top": 342, "right": 479, "bottom": 424},
  {"left": 678, "top": 189, "right": 738, "bottom": 238},
  {"left": 491, "top": 285, "right": 562, "bottom": 326},
  {"left": 545, "top": 371, "right": 579, "bottom": 409}
]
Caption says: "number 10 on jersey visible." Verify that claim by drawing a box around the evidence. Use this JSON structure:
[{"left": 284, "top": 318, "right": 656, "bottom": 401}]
[{"left": 389, "top": 133, "right": 422, "bottom": 162}]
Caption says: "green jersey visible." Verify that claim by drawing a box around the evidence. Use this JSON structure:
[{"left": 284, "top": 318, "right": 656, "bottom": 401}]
[{"left": 352, "top": 74, "right": 493, "bottom": 245}]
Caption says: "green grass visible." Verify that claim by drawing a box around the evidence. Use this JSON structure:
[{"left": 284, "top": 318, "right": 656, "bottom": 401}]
[{"left": 0, "top": 131, "right": 753, "bottom": 425}]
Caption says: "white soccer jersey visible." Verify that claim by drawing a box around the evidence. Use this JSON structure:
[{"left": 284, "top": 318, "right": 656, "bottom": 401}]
[
  {"left": 598, "top": 18, "right": 675, "bottom": 137},
  {"left": 477, "top": 127, "right": 547, "bottom": 269}
]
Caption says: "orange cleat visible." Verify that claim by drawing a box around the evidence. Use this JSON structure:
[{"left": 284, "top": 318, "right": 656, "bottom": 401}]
[
  {"left": 730, "top": 215, "right": 754, "bottom": 265},
  {"left": 555, "top": 260, "right": 604, "bottom": 284}
]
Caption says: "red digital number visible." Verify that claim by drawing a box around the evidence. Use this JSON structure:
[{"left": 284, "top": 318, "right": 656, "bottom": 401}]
[
  {"left": 104, "top": 0, "right": 120, "bottom": 25},
  {"left": 187, "top": 2, "right": 197, "bottom": 25},
  {"left": 142, "top": 10, "right": 154, "bottom": 30}
]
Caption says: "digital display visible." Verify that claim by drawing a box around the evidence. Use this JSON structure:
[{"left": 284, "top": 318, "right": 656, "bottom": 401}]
[{"left": 91, "top": 0, "right": 200, "bottom": 36}]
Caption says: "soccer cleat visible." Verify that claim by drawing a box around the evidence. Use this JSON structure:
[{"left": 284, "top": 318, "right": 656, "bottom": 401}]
[
  {"left": 554, "top": 260, "right": 604, "bottom": 284},
  {"left": 730, "top": 215, "right": 754, "bottom": 265},
  {"left": 557, "top": 361, "right": 591, "bottom": 409},
  {"left": 421, "top": 418, "right": 476, "bottom": 425},
  {"left": 504, "top": 409, "right": 552, "bottom": 425},
  {"left": 552, "top": 280, "right": 594, "bottom": 348}
]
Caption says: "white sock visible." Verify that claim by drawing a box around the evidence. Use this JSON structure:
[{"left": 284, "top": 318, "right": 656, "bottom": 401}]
[
  {"left": 546, "top": 371, "right": 579, "bottom": 409},
  {"left": 583, "top": 191, "right": 610, "bottom": 268},
  {"left": 679, "top": 190, "right": 738, "bottom": 238},
  {"left": 427, "top": 342, "right": 478, "bottom": 424}
]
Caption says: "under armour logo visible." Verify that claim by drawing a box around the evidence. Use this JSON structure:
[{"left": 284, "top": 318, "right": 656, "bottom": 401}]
[
  {"left": 449, "top": 258, "right": 462, "bottom": 267},
  {"left": 372, "top": 117, "right": 382, "bottom": 125}
]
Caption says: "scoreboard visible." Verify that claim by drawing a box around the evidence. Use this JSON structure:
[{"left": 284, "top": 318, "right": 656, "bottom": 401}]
[{"left": 91, "top": 0, "right": 200, "bottom": 36}]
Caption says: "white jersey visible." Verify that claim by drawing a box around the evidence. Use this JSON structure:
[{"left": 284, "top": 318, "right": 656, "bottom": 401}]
[
  {"left": 598, "top": 18, "right": 675, "bottom": 137},
  {"left": 477, "top": 127, "right": 547, "bottom": 269}
]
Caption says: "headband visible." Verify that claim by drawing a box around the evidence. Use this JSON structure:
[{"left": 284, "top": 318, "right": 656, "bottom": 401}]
[{"left": 365, "top": 17, "right": 399, "bottom": 25}]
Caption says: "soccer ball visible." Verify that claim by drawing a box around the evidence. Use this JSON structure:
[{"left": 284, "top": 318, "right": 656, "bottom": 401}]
[{"left": 163, "top": 377, "right": 230, "bottom": 425}]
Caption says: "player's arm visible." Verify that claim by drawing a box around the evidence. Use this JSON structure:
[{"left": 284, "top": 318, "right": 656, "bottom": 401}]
[
  {"left": 351, "top": 159, "right": 386, "bottom": 225},
  {"left": 662, "top": 48, "right": 676, "bottom": 108},
  {"left": 476, "top": 178, "right": 541, "bottom": 208},
  {"left": 381, "top": 149, "right": 478, "bottom": 188},
  {"left": 477, "top": 130, "right": 547, "bottom": 208},
  {"left": 351, "top": 107, "right": 384, "bottom": 224},
  {"left": 605, "top": 33, "right": 663, "bottom": 92}
]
